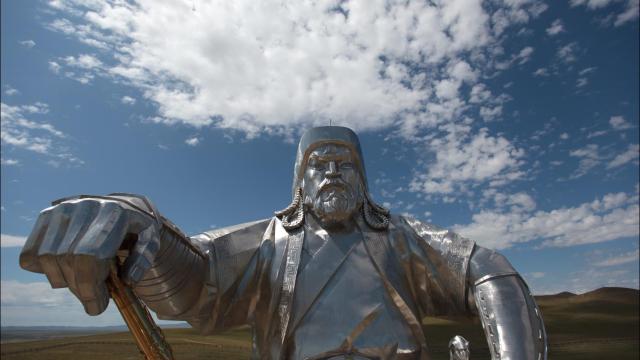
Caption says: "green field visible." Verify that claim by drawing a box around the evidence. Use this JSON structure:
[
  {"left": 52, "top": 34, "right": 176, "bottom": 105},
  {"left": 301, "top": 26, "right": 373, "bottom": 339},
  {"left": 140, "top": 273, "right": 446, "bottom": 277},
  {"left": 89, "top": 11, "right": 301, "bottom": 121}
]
[{"left": 2, "top": 287, "right": 638, "bottom": 359}]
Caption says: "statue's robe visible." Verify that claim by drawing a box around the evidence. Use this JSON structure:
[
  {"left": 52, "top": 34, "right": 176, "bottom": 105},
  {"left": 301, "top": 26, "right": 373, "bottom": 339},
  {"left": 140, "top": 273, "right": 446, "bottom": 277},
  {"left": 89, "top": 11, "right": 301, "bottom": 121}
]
[{"left": 187, "top": 215, "right": 475, "bottom": 360}]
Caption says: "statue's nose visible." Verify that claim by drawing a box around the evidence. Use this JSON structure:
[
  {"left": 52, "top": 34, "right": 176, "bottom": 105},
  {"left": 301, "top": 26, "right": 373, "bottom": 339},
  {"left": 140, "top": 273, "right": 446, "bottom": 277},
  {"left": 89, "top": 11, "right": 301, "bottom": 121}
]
[{"left": 325, "top": 161, "right": 340, "bottom": 178}]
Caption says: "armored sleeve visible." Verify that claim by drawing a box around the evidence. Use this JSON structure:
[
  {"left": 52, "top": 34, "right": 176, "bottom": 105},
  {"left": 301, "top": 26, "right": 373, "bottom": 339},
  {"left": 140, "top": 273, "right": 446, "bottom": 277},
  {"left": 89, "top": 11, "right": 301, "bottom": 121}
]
[
  {"left": 396, "top": 216, "right": 475, "bottom": 316},
  {"left": 468, "top": 246, "right": 547, "bottom": 360},
  {"left": 178, "top": 218, "right": 274, "bottom": 333}
]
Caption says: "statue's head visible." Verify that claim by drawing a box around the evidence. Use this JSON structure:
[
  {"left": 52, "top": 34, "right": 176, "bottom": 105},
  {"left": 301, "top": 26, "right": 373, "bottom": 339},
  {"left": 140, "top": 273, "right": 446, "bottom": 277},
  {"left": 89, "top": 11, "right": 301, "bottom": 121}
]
[
  {"left": 448, "top": 335, "right": 470, "bottom": 360},
  {"left": 276, "top": 126, "right": 388, "bottom": 231}
]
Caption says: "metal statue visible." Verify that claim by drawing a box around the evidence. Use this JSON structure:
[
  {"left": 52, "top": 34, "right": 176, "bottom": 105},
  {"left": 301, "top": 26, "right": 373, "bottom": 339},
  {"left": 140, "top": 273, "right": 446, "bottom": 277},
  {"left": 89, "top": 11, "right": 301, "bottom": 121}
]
[
  {"left": 20, "top": 126, "right": 547, "bottom": 359},
  {"left": 448, "top": 336, "right": 470, "bottom": 360}
]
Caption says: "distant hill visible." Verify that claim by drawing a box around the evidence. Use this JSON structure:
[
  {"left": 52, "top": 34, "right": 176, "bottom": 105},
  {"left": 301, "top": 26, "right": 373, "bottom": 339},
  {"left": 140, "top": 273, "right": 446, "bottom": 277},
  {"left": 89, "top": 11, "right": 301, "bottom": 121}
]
[
  {"left": 1, "top": 323, "right": 189, "bottom": 343},
  {"left": 535, "top": 286, "right": 639, "bottom": 306}
]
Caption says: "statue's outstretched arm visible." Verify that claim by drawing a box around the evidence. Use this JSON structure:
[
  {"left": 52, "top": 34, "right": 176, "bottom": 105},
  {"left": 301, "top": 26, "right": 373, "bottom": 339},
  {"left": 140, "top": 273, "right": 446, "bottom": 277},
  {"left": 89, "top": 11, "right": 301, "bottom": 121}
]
[
  {"left": 467, "top": 246, "right": 548, "bottom": 360},
  {"left": 19, "top": 193, "right": 209, "bottom": 319},
  {"left": 19, "top": 192, "right": 272, "bottom": 329}
]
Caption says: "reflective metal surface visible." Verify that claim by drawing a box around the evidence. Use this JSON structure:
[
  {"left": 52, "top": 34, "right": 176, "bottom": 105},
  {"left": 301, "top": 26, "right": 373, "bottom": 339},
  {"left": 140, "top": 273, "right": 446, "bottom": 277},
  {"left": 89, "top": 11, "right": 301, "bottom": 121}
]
[
  {"left": 20, "top": 126, "right": 547, "bottom": 360},
  {"left": 448, "top": 336, "right": 470, "bottom": 360}
]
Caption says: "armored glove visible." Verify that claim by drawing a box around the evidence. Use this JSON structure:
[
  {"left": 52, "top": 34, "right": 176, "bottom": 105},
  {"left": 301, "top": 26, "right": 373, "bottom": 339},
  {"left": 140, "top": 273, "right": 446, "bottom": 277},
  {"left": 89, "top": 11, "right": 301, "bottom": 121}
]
[{"left": 19, "top": 193, "right": 206, "bottom": 318}]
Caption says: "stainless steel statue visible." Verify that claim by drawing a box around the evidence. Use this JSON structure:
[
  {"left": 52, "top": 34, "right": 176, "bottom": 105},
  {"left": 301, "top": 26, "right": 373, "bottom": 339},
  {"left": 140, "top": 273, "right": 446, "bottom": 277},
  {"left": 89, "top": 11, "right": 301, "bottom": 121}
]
[
  {"left": 20, "top": 126, "right": 547, "bottom": 359},
  {"left": 448, "top": 336, "right": 470, "bottom": 360}
]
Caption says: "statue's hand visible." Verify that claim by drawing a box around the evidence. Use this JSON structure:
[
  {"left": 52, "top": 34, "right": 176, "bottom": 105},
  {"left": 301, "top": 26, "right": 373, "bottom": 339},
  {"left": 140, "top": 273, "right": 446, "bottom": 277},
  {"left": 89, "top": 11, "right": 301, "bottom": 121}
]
[{"left": 19, "top": 197, "right": 161, "bottom": 315}]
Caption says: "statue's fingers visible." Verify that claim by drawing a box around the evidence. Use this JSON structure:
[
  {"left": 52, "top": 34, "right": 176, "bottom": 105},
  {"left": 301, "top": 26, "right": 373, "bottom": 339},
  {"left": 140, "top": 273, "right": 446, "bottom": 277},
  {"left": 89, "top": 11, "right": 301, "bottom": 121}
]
[
  {"left": 36, "top": 203, "right": 75, "bottom": 288},
  {"left": 122, "top": 224, "right": 162, "bottom": 285},
  {"left": 72, "top": 202, "right": 129, "bottom": 315},
  {"left": 56, "top": 200, "right": 101, "bottom": 293},
  {"left": 73, "top": 254, "right": 111, "bottom": 315},
  {"left": 19, "top": 208, "right": 54, "bottom": 273},
  {"left": 72, "top": 202, "right": 129, "bottom": 260}
]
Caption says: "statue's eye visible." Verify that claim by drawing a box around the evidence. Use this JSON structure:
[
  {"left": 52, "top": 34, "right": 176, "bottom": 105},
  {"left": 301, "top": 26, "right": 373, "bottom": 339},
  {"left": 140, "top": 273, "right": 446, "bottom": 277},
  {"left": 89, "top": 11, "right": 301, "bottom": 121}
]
[
  {"left": 308, "top": 159, "right": 322, "bottom": 170},
  {"left": 340, "top": 162, "right": 354, "bottom": 169}
]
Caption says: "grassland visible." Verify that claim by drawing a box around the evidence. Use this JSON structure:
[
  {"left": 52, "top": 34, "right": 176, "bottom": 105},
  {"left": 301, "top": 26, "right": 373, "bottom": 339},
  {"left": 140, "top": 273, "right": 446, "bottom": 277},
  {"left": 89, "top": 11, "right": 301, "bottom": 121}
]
[{"left": 2, "top": 287, "right": 637, "bottom": 359}]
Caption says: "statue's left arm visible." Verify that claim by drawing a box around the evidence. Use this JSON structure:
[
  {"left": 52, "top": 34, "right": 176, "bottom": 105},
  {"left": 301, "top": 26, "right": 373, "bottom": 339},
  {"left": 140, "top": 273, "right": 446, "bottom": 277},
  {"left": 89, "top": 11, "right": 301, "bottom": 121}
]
[
  {"left": 467, "top": 245, "right": 547, "bottom": 360},
  {"left": 399, "top": 216, "right": 547, "bottom": 360}
]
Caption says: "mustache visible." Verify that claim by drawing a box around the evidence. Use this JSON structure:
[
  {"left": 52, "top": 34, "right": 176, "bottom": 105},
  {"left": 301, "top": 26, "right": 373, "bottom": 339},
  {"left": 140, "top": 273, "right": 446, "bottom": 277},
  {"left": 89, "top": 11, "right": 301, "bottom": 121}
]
[{"left": 316, "top": 179, "right": 350, "bottom": 195}]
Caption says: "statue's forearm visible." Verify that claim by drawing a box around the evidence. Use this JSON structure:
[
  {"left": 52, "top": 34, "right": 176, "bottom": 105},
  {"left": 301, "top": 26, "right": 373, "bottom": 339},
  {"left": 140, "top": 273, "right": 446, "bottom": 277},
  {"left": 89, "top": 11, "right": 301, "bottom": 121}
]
[
  {"left": 132, "top": 223, "right": 209, "bottom": 320},
  {"left": 99, "top": 193, "right": 210, "bottom": 320},
  {"left": 468, "top": 247, "right": 547, "bottom": 360}
]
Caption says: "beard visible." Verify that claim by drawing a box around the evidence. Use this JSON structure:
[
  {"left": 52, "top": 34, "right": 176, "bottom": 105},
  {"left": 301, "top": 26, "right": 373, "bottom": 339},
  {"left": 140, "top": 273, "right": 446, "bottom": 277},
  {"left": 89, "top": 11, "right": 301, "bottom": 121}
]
[{"left": 310, "top": 182, "right": 358, "bottom": 224}]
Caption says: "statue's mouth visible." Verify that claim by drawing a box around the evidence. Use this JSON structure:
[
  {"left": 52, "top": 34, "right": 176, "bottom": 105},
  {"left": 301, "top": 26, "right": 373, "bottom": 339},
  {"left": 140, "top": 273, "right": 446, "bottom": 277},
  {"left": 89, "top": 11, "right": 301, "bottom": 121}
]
[{"left": 317, "top": 179, "right": 350, "bottom": 195}]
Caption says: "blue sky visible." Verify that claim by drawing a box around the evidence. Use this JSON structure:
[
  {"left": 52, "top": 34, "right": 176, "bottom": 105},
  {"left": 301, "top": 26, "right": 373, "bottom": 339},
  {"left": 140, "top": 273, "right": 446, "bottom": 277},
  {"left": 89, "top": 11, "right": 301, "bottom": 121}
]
[{"left": 1, "top": 0, "right": 638, "bottom": 327}]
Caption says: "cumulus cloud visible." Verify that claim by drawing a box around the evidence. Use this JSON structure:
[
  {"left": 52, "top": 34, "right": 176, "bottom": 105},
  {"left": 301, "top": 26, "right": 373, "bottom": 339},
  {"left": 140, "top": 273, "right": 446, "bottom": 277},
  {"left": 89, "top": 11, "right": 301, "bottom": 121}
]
[
  {"left": 1, "top": 158, "right": 20, "bottom": 166},
  {"left": 609, "top": 115, "right": 632, "bottom": 130},
  {"left": 571, "top": 0, "right": 639, "bottom": 27},
  {"left": 410, "top": 124, "right": 525, "bottom": 199},
  {"left": 1, "top": 234, "right": 27, "bottom": 247},
  {"left": 121, "top": 95, "right": 136, "bottom": 105},
  {"left": 533, "top": 68, "right": 549, "bottom": 77},
  {"left": 43, "top": 0, "right": 547, "bottom": 138},
  {"left": 0, "top": 280, "right": 126, "bottom": 326},
  {"left": 4, "top": 85, "right": 19, "bottom": 96},
  {"left": 18, "top": 40, "right": 36, "bottom": 48},
  {"left": 607, "top": 144, "right": 639, "bottom": 169},
  {"left": 185, "top": 136, "right": 200, "bottom": 146},
  {"left": 576, "top": 77, "right": 589, "bottom": 88},
  {"left": 569, "top": 144, "right": 602, "bottom": 179},
  {"left": 546, "top": 19, "right": 565, "bottom": 35},
  {"left": 454, "top": 190, "right": 639, "bottom": 249},
  {"left": 557, "top": 42, "right": 579, "bottom": 63},
  {"left": 48, "top": 61, "right": 62, "bottom": 74},
  {"left": 594, "top": 248, "right": 639, "bottom": 267},
  {"left": 1, "top": 101, "right": 83, "bottom": 166}
]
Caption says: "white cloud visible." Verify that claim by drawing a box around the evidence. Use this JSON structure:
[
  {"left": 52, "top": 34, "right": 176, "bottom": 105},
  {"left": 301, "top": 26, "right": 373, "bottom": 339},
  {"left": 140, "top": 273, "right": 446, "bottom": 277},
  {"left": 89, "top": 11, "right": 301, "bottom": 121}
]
[
  {"left": 587, "top": 130, "right": 607, "bottom": 138},
  {"left": 1, "top": 102, "right": 83, "bottom": 166},
  {"left": 569, "top": 144, "right": 602, "bottom": 178},
  {"left": 533, "top": 67, "right": 549, "bottom": 77},
  {"left": 0, "top": 158, "right": 20, "bottom": 166},
  {"left": 0, "top": 234, "right": 27, "bottom": 247},
  {"left": 557, "top": 42, "right": 579, "bottom": 63},
  {"left": 576, "top": 77, "right": 589, "bottom": 87},
  {"left": 0, "top": 280, "right": 125, "bottom": 326},
  {"left": 1, "top": 280, "right": 75, "bottom": 307},
  {"left": 454, "top": 190, "right": 639, "bottom": 249},
  {"left": 609, "top": 115, "right": 632, "bottom": 130},
  {"left": 18, "top": 40, "right": 36, "bottom": 48},
  {"left": 579, "top": 67, "right": 597, "bottom": 75},
  {"left": 560, "top": 132, "right": 570, "bottom": 140},
  {"left": 607, "top": 144, "right": 639, "bottom": 169},
  {"left": 517, "top": 46, "right": 535, "bottom": 64},
  {"left": 570, "top": 0, "right": 616, "bottom": 9},
  {"left": 185, "top": 137, "right": 200, "bottom": 146},
  {"left": 546, "top": 19, "right": 565, "bottom": 35},
  {"left": 571, "top": 0, "right": 639, "bottom": 26},
  {"left": 479, "top": 105, "right": 503, "bottom": 121},
  {"left": 528, "top": 272, "right": 545, "bottom": 279},
  {"left": 121, "top": 95, "right": 136, "bottom": 105},
  {"left": 594, "top": 249, "right": 640, "bottom": 267},
  {"left": 410, "top": 124, "right": 524, "bottom": 199},
  {"left": 614, "top": 0, "right": 639, "bottom": 26},
  {"left": 43, "top": 0, "right": 547, "bottom": 138},
  {"left": 63, "top": 54, "right": 102, "bottom": 69},
  {"left": 4, "top": 85, "right": 19, "bottom": 96},
  {"left": 48, "top": 61, "right": 61, "bottom": 74}
]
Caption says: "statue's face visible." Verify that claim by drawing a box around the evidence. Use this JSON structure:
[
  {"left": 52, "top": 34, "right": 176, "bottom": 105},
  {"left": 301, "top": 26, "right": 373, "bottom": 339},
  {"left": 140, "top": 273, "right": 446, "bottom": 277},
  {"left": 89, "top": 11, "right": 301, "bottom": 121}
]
[{"left": 302, "top": 143, "right": 363, "bottom": 227}]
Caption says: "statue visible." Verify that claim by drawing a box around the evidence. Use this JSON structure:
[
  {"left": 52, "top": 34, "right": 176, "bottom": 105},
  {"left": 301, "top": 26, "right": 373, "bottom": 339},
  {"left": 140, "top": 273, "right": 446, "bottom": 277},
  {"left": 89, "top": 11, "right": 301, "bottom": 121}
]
[
  {"left": 448, "top": 336, "right": 470, "bottom": 360},
  {"left": 20, "top": 126, "right": 547, "bottom": 359}
]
